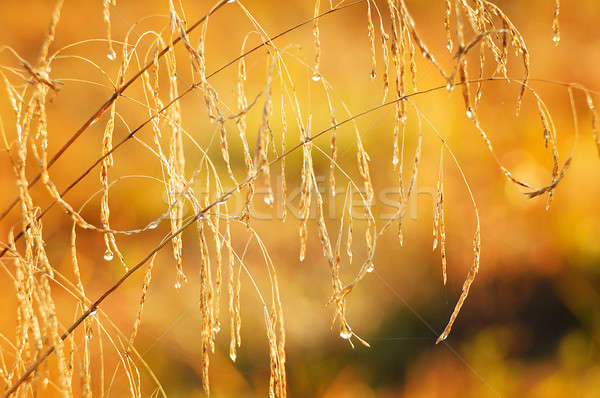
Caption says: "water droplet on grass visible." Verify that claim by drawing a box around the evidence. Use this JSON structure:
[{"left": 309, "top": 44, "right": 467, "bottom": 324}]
[
  {"left": 264, "top": 195, "right": 273, "bottom": 206},
  {"left": 85, "top": 326, "right": 94, "bottom": 341},
  {"left": 340, "top": 324, "right": 352, "bottom": 340},
  {"left": 103, "top": 250, "right": 114, "bottom": 261}
]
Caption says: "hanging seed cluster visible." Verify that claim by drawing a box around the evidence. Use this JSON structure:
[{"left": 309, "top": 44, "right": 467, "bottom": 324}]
[{"left": 0, "top": 0, "right": 597, "bottom": 397}]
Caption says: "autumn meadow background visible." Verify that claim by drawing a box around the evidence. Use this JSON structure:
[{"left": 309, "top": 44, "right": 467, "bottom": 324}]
[{"left": 1, "top": 1, "right": 599, "bottom": 397}]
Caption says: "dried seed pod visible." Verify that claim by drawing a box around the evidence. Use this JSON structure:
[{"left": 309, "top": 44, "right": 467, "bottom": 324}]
[
  {"left": 437, "top": 225, "right": 480, "bottom": 343},
  {"left": 312, "top": 0, "right": 322, "bottom": 82},
  {"left": 102, "top": 0, "right": 117, "bottom": 60},
  {"left": 552, "top": 0, "right": 561, "bottom": 45}
]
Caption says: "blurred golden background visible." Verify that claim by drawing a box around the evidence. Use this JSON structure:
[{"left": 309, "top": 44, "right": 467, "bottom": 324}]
[{"left": 1, "top": 1, "right": 599, "bottom": 397}]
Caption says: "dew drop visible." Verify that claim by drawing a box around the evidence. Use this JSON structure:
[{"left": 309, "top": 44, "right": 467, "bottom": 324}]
[
  {"left": 103, "top": 250, "right": 114, "bottom": 261},
  {"left": 213, "top": 325, "right": 221, "bottom": 334},
  {"left": 466, "top": 108, "right": 474, "bottom": 119},
  {"left": 89, "top": 308, "right": 97, "bottom": 317},
  {"left": 227, "top": 0, "right": 235, "bottom": 3},
  {"left": 311, "top": 72, "right": 321, "bottom": 82},
  {"left": 446, "top": 82, "right": 454, "bottom": 92},
  {"left": 587, "top": 97, "right": 595, "bottom": 111},
  {"left": 229, "top": 352, "right": 237, "bottom": 361},
  {"left": 174, "top": 281, "right": 182, "bottom": 289},
  {"left": 148, "top": 220, "right": 159, "bottom": 230},
  {"left": 85, "top": 326, "right": 94, "bottom": 341},
  {"left": 107, "top": 49, "right": 117, "bottom": 61},
  {"left": 303, "top": 139, "right": 312, "bottom": 147},
  {"left": 299, "top": 253, "right": 305, "bottom": 262},
  {"left": 366, "top": 262, "right": 375, "bottom": 273},
  {"left": 552, "top": 33, "right": 560, "bottom": 45},
  {"left": 392, "top": 154, "right": 399, "bottom": 166},
  {"left": 339, "top": 324, "right": 352, "bottom": 340},
  {"left": 264, "top": 195, "right": 273, "bottom": 206},
  {"left": 370, "top": 69, "right": 376, "bottom": 80},
  {"left": 42, "top": 377, "right": 49, "bottom": 388}
]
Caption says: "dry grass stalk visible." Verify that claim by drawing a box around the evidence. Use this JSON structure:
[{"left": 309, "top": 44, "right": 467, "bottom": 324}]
[
  {"left": 437, "top": 225, "right": 480, "bottom": 343},
  {"left": 102, "top": 0, "right": 118, "bottom": 61},
  {"left": 552, "top": 0, "right": 561, "bottom": 45},
  {"left": 1, "top": 1, "right": 597, "bottom": 396},
  {"left": 433, "top": 149, "right": 447, "bottom": 285},
  {"left": 312, "top": 0, "right": 322, "bottom": 82},
  {"left": 127, "top": 253, "right": 157, "bottom": 350},
  {"left": 366, "top": 0, "right": 377, "bottom": 79},
  {"left": 0, "top": 0, "right": 231, "bottom": 230}
]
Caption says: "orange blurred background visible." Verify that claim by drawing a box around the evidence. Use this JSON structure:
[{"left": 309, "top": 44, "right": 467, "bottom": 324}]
[{"left": 1, "top": 1, "right": 599, "bottom": 397}]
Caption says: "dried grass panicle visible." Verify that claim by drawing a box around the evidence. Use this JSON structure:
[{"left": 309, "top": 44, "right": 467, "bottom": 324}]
[
  {"left": 552, "top": 0, "right": 561, "bottom": 45},
  {"left": 103, "top": 0, "right": 118, "bottom": 61},
  {"left": 279, "top": 86, "right": 289, "bottom": 221},
  {"left": 312, "top": 0, "right": 322, "bottom": 81},
  {"left": 1, "top": 0, "right": 598, "bottom": 396},
  {"left": 299, "top": 125, "right": 313, "bottom": 263},
  {"left": 127, "top": 253, "right": 157, "bottom": 350},
  {"left": 436, "top": 224, "right": 480, "bottom": 344},
  {"left": 346, "top": 186, "right": 354, "bottom": 264},
  {"left": 324, "top": 87, "right": 338, "bottom": 196},
  {"left": 192, "top": 213, "right": 217, "bottom": 394},
  {"left": 256, "top": 56, "right": 277, "bottom": 205},
  {"left": 584, "top": 90, "right": 600, "bottom": 157},
  {"left": 433, "top": 149, "right": 447, "bottom": 285},
  {"left": 237, "top": 34, "right": 255, "bottom": 175},
  {"left": 366, "top": 0, "right": 377, "bottom": 79},
  {"left": 3, "top": 2, "right": 76, "bottom": 396}
]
